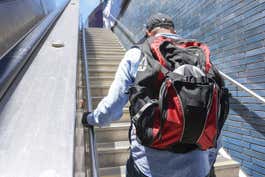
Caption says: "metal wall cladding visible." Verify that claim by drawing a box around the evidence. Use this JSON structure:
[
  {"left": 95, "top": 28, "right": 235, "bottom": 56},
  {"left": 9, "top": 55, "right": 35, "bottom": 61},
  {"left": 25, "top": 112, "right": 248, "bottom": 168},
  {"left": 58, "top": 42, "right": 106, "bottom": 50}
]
[
  {"left": 0, "top": 0, "right": 43, "bottom": 59},
  {"left": 0, "top": 0, "right": 66, "bottom": 60},
  {"left": 111, "top": 1, "right": 265, "bottom": 176}
]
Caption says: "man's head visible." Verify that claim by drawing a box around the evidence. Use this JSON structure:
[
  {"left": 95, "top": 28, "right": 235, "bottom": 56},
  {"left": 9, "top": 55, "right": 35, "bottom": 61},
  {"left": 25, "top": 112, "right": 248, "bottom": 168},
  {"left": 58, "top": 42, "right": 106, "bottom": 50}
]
[{"left": 145, "top": 13, "right": 176, "bottom": 37}]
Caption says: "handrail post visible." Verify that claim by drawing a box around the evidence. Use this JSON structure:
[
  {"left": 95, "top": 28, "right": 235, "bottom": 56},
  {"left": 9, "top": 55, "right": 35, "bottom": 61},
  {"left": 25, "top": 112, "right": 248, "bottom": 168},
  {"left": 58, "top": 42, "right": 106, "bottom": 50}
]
[{"left": 81, "top": 20, "right": 100, "bottom": 177}]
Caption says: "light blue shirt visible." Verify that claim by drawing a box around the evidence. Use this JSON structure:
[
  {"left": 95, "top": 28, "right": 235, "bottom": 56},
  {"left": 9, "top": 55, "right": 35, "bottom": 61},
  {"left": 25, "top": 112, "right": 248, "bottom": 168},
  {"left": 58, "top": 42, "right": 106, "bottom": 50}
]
[{"left": 87, "top": 33, "right": 216, "bottom": 177}]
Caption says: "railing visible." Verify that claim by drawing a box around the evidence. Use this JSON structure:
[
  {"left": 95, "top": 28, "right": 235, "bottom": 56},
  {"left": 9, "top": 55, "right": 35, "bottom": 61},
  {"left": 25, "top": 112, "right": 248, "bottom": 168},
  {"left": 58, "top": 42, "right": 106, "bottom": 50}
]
[
  {"left": 106, "top": 14, "right": 136, "bottom": 44},
  {"left": 107, "top": 13, "right": 265, "bottom": 104},
  {"left": 81, "top": 22, "right": 100, "bottom": 177},
  {"left": 219, "top": 71, "right": 265, "bottom": 104}
]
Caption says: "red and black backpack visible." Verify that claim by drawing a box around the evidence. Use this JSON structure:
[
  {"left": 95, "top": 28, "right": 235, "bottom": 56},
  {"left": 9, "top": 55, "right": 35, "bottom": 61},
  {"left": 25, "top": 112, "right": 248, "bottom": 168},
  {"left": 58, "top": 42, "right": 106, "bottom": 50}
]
[{"left": 128, "top": 36, "right": 229, "bottom": 153}]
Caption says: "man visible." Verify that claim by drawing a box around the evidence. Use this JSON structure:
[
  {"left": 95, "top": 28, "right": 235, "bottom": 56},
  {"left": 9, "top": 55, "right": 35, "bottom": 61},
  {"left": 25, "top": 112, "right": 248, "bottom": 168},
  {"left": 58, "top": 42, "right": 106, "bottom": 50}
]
[{"left": 83, "top": 13, "right": 217, "bottom": 177}]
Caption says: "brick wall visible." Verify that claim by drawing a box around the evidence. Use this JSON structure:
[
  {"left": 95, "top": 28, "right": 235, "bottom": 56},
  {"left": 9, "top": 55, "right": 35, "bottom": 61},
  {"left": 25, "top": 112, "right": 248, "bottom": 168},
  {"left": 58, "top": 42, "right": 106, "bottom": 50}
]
[{"left": 110, "top": 0, "right": 265, "bottom": 176}]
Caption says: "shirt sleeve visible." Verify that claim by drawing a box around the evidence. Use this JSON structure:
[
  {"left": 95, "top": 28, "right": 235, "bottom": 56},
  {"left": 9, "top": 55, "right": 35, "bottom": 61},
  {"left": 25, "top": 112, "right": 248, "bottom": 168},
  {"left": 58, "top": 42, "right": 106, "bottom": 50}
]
[{"left": 87, "top": 47, "right": 142, "bottom": 127}]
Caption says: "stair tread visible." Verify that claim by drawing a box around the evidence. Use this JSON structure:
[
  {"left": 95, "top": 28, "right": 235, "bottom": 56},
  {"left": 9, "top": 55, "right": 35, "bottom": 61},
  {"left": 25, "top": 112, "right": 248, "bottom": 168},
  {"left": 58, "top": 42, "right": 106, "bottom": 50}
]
[
  {"left": 86, "top": 50, "right": 123, "bottom": 53},
  {"left": 87, "top": 58, "right": 122, "bottom": 61},
  {"left": 97, "top": 141, "right": 130, "bottom": 152},
  {"left": 214, "top": 157, "right": 240, "bottom": 169},
  {"left": 86, "top": 46, "right": 124, "bottom": 48},
  {"left": 96, "top": 122, "right": 130, "bottom": 129},
  {"left": 87, "top": 55, "right": 124, "bottom": 57},
  {"left": 86, "top": 42, "right": 121, "bottom": 45},
  {"left": 90, "top": 85, "right": 111, "bottom": 88},
  {"left": 88, "top": 69, "right": 117, "bottom": 72},
  {"left": 87, "top": 63, "right": 120, "bottom": 65},
  {"left": 88, "top": 101, "right": 129, "bottom": 111},
  {"left": 87, "top": 56, "right": 123, "bottom": 58},
  {"left": 89, "top": 76, "right": 115, "bottom": 79},
  {"left": 100, "top": 166, "right": 126, "bottom": 177}
]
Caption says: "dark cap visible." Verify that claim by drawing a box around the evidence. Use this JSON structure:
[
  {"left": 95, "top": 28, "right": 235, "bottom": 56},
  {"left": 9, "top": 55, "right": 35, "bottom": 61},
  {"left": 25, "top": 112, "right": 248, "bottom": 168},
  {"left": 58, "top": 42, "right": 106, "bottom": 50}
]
[{"left": 146, "top": 13, "right": 175, "bottom": 31}]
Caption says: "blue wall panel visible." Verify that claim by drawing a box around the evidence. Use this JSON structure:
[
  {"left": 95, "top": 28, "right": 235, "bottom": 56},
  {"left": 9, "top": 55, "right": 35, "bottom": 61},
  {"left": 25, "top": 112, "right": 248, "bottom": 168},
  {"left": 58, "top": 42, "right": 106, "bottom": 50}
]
[{"left": 107, "top": 0, "right": 265, "bottom": 176}]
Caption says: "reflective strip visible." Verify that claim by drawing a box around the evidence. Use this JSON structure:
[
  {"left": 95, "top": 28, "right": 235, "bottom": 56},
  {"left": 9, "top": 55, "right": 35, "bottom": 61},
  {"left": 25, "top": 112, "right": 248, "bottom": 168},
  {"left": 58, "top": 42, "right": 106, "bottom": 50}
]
[{"left": 132, "top": 100, "right": 158, "bottom": 123}]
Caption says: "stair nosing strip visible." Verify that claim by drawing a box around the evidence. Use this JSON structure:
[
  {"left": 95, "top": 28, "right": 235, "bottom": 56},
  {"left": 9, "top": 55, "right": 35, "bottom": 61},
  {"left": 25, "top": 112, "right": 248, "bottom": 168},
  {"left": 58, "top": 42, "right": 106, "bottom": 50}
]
[{"left": 95, "top": 122, "right": 130, "bottom": 130}]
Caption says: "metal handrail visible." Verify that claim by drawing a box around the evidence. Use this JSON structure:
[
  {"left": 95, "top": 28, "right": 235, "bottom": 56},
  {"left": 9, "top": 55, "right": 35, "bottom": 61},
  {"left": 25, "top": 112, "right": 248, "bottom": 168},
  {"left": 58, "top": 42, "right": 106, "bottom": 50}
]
[
  {"left": 106, "top": 13, "right": 265, "bottom": 104},
  {"left": 107, "top": 14, "right": 136, "bottom": 44},
  {"left": 81, "top": 23, "right": 100, "bottom": 177},
  {"left": 219, "top": 71, "right": 265, "bottom": 104}
]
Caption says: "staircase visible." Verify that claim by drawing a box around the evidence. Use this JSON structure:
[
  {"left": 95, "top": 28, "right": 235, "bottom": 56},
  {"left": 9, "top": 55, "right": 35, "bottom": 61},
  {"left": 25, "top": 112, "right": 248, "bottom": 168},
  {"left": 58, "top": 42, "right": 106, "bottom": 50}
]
[{"left": 82, "top": 28, "right": 240, "bottom": 177}]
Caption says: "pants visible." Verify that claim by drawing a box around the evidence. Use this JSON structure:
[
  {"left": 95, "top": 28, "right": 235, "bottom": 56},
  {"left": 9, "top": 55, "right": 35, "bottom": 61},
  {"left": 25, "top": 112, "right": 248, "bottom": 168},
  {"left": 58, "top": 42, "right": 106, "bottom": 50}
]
[
  {"left": 126, "top": 155, "right": 147, "bottom": 177},
  {"left": 207, "top": 166, "right": 216, "bottom": 177},
  {"left": 126, "top": 155, "right": 216, "bottom": 177}
]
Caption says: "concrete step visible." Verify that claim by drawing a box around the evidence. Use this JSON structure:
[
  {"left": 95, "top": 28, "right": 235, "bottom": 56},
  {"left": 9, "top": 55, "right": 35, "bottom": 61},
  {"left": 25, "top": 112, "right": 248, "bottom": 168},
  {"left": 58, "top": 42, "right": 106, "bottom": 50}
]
[
  {"left": 86, "top": 46, "right": 124, "bottom": 49},
  {"left": 92, "top": 96, "right": 130, "bottom": 108},
  {"left": 86, "top": 51, "right": 124, "bottom": 55},
  {"left": 87, "top": 58, "right": 121, "bottom": 63},
  {"left": 86, "top": 28, "right": 113, "bottom": 31},
  {"left": 86, "top": 32, "right": 118, "bottom": 37},
  {"left": 86, "top": 60, "right": 123, "bottom": 64},
  {"left": 97, "top": 141, "right": 130, "bottom": 168},
  {"left": 92, "top": 96, "right": 130, "bottom": 109},
  {"left": 88, "top": 63, "right": 119, "bottom": 70},
  {"left": 87, "top": 56, "right": 122, "bottom": 60},
  {"left": 86, "top": 49, "right": 125, "bottom": 53},
  {"left": 86, "top": 31, "right": 117, "bottom": 36},
  {"left": 89, "top": 76, "right": 115, "bottom": 85},
  {"left": 86, "top": 41, "right": 120, "bottom": 45},
  {"left": 90, "top": 85, "right": 111, "bottom": 96},
  {"left": 215, "top": 156, "right": 240, "bottom": 177},
  {"left": 86, "top": 35, "right": 117, "bottom": 40},
  {"left": 91, "top": 96, "right": 106, "bottom": 107},
  {"left": 89, "top": 69, "right": 116, "bottom": 77},
  {"left": 74, "top": 172, "right": 86, "bottom": 177},
  {"left": 87, "top": 28, "right": 113, "bottom": 32},
  {"left": 88, "top": 68, "right": 117, "bottom": 73},
  {"left": 87, "top": 141, "right": 130, "bottom": 168},
  {"left": 86, "top": 34, "right": 116, "bottom": 38},
  {"left": 86, "top": 32, "right": 117, "bottom": 36},
  {"left": 100, "top": 166, "right": 126, "bottom": 177},
  {"left": 90, "top": 80, "right": 113, "bottom": 86},
  {"left": 86, "top": 54, "right": 124, "bottom": 58},
  {"left": 86, "top": 35, "right": 118, "bottom": 39},
  {"left": 87, "top": 55, "right": 124, "bottom": 60},
  {"left": 86, "top": 41, "right": 121, "bottom": 46},
  {"left": 86, "top": 49, "right": 124, "bottom": 54},
  {"left": 97, "top": 141, "right": 130, "bottom": 152},
  {"left": 87, "top": 61, "right": 120, "bottom": 65},
  {"left": 86, "top": 34, "right": 118, "bottom": 38},
  {"left": 95, "top": 122, "right": 130, "bottom": 143},
  {"left": 86, "top": 45, "right": 123, "bottom": 49}
]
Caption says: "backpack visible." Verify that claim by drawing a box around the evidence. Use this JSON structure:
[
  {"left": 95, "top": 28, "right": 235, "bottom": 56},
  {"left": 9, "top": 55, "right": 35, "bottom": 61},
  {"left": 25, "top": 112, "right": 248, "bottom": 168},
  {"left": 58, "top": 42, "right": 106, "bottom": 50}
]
[{"left": 128, "top": 35, "right": 229, "bottom": 153}]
